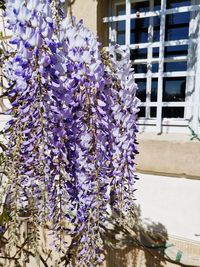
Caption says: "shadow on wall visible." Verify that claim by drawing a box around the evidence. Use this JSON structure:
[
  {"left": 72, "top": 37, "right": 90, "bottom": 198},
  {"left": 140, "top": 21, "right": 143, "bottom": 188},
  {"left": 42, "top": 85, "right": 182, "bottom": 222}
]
[
  {"left": 96, "top": 0, "right": 109, "bottom": 47},
  {"left": 105, "top": 247, "right": 166, "bottom": 267},
  {"left": 102, "top": 205, "right": 168, "bottom": 267}
]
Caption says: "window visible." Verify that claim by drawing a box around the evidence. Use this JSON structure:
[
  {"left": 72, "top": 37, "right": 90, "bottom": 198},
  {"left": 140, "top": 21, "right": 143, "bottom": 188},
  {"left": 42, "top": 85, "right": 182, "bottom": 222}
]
[
  {"left": 131, "top": 1, "right": 149, "bottom": 13},
  {"left": 165, "top": 45, "right": 188, "bottom": 57},
  {"left": 165, "top": 12, "right": 190, "bottom": 41},
  {"left": 151, "top": 78, "right": 158, "bottom": 102},
  {"left": 104, "top": 0, "right": 200, "bottom": 133},
  {"left": 131, "top": 18, "right": 149, "bottom": 44},
  {"left": 136, "top": 79, "right": 147, "bottom": 102},
  {"left": 163, "top": 77, "right": 186, "bottom": 102},
  {"left": 166, "top": 0, "right": 190, "bottom": 9},
  {"left": 116, "top": 20, "right": 126, "bottom": 45}
]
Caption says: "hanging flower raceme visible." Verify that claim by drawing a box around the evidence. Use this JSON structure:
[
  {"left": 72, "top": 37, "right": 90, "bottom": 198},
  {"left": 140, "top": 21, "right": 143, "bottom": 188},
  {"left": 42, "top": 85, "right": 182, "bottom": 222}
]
[
  {"left": 58, "top": 18, "right": 111, "bottom": 265},
  {"left": 2, "top": 1, "right": 140, "bottom": 266},
  {"left": 4, "top": 0, "right": 74, "bottom": 251},
  {"left": 105, "top": 46, "right": 140, "bottom": 212}
]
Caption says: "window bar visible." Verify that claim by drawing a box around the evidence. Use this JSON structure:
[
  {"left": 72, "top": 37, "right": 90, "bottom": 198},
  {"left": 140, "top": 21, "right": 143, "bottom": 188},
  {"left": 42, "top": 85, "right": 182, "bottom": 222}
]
[
  {"left": 156, "top": 0, "right": 166, "bottom": 133},
  {"left": 192, "top": 9, "right": 200, "bottom": 134},
  {"left": 103, "top": 5, "right": 200, "bottom": 23},
  {"left": 185, "top": 0, "right": 197, "bottom": 123},
  {"left": 108, "top": 0, "right": 113, "bottom": 46},
  {"left": 125, "top": 0, "right": 131, "bottom": 46},
  {"left": 146, "top": 0, "right": 154, "bottom": 119},
  {"left": 127, "top": 39, "right": 194, "bottom": 50}
]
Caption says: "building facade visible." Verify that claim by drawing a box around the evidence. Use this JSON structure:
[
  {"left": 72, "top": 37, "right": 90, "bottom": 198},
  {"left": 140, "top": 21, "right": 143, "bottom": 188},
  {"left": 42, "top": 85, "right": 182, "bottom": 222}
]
[
  {"left": 64, "top": 0, "right": 200, "bottom": 178},
  {"left": 104, "top": 0, "right": 200, "bottom": 135},
  {"left": 65, "top": 0, "right": 200, "bottom": 255},
  {"left": 0, "top": 1, "right": 200, "bottom": 265},
  {"left": 1, "top": 1, "right": 200, "bottom": 177}
]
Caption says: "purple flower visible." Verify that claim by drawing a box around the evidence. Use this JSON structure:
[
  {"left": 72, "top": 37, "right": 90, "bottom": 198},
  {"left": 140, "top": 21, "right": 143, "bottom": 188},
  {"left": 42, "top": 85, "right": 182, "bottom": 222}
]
[{"left": 3, "top": 1, "right": 139, "bottom": 266}]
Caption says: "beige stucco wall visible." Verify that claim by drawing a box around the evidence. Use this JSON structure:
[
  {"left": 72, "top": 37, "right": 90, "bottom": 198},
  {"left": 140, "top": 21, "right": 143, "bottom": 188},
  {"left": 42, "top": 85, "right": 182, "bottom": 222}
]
[
  {"left": 66, "top": 0, "right": 108, "bottom": 46},
  {"left": 136, "top": 133, "right": 200, "bottom": 179},
  {"left": 66, "top": 0, "right": 98, "bottom": 34}
]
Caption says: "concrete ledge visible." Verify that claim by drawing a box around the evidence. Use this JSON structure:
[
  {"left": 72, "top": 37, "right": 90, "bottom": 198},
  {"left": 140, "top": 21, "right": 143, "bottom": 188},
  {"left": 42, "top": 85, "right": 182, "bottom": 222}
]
[{"left": 136, "top": 133, "right": 200, "bottom": 179}]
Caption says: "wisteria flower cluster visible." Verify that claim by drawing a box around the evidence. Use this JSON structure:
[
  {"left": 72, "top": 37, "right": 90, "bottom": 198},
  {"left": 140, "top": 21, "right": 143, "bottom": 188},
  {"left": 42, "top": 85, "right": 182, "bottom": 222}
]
[{"left": 2, "top": 0, "right": 139, "bottom": 266}]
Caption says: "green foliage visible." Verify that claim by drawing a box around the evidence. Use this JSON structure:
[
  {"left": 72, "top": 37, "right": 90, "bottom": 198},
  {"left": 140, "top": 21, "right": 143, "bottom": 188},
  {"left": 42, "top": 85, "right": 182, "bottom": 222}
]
[{"left": 188, "top": 126, "right": 200, "bottom": 141}]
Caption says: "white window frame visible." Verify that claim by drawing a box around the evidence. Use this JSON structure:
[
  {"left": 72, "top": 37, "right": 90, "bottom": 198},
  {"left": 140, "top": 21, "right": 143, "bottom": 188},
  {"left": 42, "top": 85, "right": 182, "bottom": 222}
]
[{"left": 103, "top": 0, "right": 200, "bottom": 134}]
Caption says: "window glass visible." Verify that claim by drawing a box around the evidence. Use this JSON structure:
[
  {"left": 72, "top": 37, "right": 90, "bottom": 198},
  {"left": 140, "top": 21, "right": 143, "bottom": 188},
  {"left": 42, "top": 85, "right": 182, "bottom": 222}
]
[
  {"left": 165, "top": 12, "right": 190, "bottom": 41},
  {"left": 116, "top": 4, "right": 125, "bottom": 16},
  {"left": 150, "top": 107, "right": 157, "bottom": 118},
  {"left": 154, "top": 0, "right": 161, "bottom": 11},
  {"left": 131, "top": 18, "right": 149, "bottom": 44},
  {"left": 134, "top": 64, "right": 147, "bottom": 73},
  {"left": 131, "top": 1, "right": 149, "bottom": 13},
  {"left": 165, "top": 45, "right": 188, "bottom": 57},
  {"left": 116, "top": 21, "right": 126, "bottom": 45},
  {"left": 162, "top": 107, "right": 184, "bottom": 118},
  {"left": 163, "top": 77, "right": 186, "bottom": 102},
  {"left": 151, "top": 78, "right": 158, "bottom": 102},
  {"left": 136, "top": 79, "right": 146, "bottom": 102},
  {"left": 152, "top": 63, "right": 159, "bottom": 73},
  {"left": 164, "top": 62, "right": 187, "bottom": 72},
  {"left": 138, "top": 107, "right": 146, "bottom": 118},
  {"left": 130, "top": 48, "right": 147, "bottom": 60},
  {"left": 153, "top": 47, "right": 159, "bottom": 58},
  {"left": 166, "top": 0, "right": 191, "bottom": 9},
  {"left": 153, "top": 16, "right": 160, "bottom": 42}
]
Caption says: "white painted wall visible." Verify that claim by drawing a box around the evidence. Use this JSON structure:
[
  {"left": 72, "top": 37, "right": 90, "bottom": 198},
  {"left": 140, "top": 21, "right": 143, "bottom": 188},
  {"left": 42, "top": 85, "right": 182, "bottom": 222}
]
[{"left": 135, "top": 173, "right": 200, "bottom": 242}]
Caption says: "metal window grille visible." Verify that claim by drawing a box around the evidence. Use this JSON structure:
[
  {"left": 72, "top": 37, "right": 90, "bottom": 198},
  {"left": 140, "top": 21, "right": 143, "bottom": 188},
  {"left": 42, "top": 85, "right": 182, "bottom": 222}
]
[{"left": 103, "top": 0, "right": 200, "bottom": 134}]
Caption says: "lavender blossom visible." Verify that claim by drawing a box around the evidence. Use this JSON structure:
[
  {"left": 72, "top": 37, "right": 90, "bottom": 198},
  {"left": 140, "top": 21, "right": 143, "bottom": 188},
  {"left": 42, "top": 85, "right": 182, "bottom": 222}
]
[
  {"left": 4, "top": 0, "right": 72, "bottom": 251},
  {"left": 107, "top": 46, "right": 140, "bottom": 212},
  {"left": 3, "top": 1, "right": 139, "bottom": 266}
]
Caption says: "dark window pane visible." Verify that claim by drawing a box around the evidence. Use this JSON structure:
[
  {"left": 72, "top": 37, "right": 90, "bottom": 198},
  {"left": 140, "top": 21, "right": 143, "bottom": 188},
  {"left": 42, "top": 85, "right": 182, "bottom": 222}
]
[
  {"left": 152, "top": 63, "right": 159, "bottom": 73},
  {"left": 117, "top": 20, "right": 125, "bottom": 31},
  {"left": 138, "top": 107, "right": 146, "bottom": 118},
  {"left": 162, "top": 107, "right": 184, "bottom": 118},
  {"left": 117, "top": 33, "right": 125, "bottom": 45},
  {"left": 153, "top": 47, "right": 159, "bottom": 58},
  {"left": 131, "top": 18, "right": 149, "bottom": 44},
  {"left": 165, "top": 12, "right": 190, "bottom": 41},
  {"left": 165, "top": 45, "right": 188, "bottom": 57},
  {"left": 167, "top": 0, "right": 190, "bottom": 9},
  {"left": 116, "top": 21, "right": 125, "bottom": 45},
  {"left": 136, "top": 79, "right": 146, "bottom": 102},
  {"left": 131, "top": 1, "right": 149, "bottom": 13},
  {"left": 116, "top": 4, "right": 125, "bottom": 16},
  {"left": 163, "top": 77, "right": 186, "bottom": 102},
  {"left": 153, "top": 16, "right": 160, "bottom": 42},
  {"left": 130, "top": 48, "right": 147, "bottom": 60},
  {"left": 154, "top": 0, "right": 161, "bottom": 11},
  {"left": 150, "top": 107, "right": 157, "bottom": 118},
  {"left": 164, "top": 62, "right": 187, "bottom": 72},
  {"left": 134, "top": 64, "right": 147, "bottom": 73},
  {"left": 151, "top": 78, "right": 158, "bottom": 101}
]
